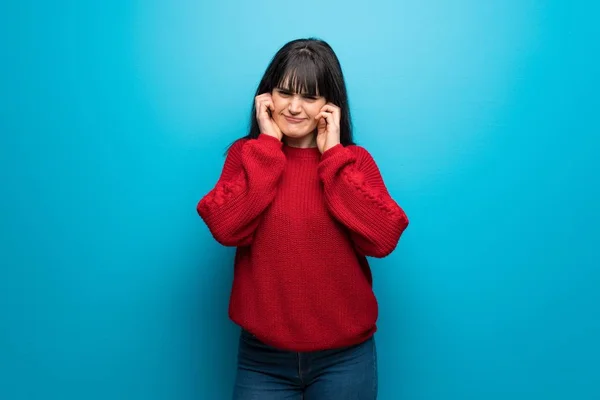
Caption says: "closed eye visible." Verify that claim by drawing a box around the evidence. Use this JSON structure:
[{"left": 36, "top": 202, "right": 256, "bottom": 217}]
[{"left": 276, "top": 89, "right": 292, "bottom": 96}]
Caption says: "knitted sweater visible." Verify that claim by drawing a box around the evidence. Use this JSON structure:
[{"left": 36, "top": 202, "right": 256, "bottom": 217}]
[{"left": 197, "top": 133, "right": 409, "bottom": 351}]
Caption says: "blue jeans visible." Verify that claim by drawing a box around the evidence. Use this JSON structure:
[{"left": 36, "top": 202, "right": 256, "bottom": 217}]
[{"left": 232, "top": 329, "right": 378, "bottom": 400}]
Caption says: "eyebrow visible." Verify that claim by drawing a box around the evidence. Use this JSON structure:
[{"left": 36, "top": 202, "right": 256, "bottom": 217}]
[{"left": 275, "top": 87, "right": 320, "bottom": 97}]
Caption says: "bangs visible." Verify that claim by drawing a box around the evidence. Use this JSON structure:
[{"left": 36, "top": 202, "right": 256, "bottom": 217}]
[{"left": 276, "top": 53, "right": 325, "bottom": 97}]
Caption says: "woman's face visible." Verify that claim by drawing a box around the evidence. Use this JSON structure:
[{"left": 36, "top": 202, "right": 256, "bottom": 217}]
[{"left": 271, "top": 88, "right": 327, "bottom": 139}]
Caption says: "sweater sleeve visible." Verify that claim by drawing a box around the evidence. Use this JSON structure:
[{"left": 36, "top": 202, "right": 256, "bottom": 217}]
[
  {"left": 197, "top": 134, "right": 286, "bottom": 247},
  {"left": 317, "top": 144, "right": 409, "bottom": 258}
]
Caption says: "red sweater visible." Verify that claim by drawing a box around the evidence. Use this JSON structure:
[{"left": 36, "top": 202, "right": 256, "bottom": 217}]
[{"left": 197, "top": 134, "right": 409, "bottom": 351}]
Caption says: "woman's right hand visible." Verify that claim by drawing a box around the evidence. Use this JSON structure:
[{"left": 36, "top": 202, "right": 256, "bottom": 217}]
[{"left": 255, "top": 93, "right": 283, "bottom": 141}]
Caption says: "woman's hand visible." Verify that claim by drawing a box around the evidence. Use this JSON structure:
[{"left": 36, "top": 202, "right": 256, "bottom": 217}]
[
  {"left": 315, "top": 103, "right": 341, "bottom": 154},
  {"left": 255, "top": 93, "right": 283, "bottom": 141}
]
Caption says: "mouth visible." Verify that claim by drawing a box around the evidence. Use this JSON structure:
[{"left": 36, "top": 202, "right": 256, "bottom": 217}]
[{"left": 284, "top": 115, "right": 305, "bottom": 124}]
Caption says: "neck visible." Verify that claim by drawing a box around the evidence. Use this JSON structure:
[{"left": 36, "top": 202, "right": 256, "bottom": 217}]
[{"left": 283, "top": 132, "right": 317, "bottom": 148}]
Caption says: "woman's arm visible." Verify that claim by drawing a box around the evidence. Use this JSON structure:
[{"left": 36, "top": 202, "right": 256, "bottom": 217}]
[
  {"left": 318, "top": 145, "right": 409, "bottom": 257},
  {"left": 197, "top": 134, "right": 285, "bottom": 246}
]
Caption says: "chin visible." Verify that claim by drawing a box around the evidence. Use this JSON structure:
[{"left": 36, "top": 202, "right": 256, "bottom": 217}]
[
  {"left": 282, "top": 126, "right": 315, "bottom": 137},
  {"left": 283, "top": 130, "right": 310, "bottom": 138}
]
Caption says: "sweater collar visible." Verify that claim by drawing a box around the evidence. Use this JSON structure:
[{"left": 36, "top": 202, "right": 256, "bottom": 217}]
[{"left": 282, "top": 143, "right": 322, "bottom": 160}]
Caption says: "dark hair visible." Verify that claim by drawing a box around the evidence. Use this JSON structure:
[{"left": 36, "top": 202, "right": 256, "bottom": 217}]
[{"left": 227, "top": 38, "right": 354, "bottom": 152}]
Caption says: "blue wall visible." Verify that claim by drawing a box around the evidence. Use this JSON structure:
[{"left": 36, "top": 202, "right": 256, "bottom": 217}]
[{"left": 1, "top": 1, "right": 598, "bottom": 399}]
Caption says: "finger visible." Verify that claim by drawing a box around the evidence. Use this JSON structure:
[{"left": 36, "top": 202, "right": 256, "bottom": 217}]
[
  {"left": 255, "top": 94, "right": 272, "bottom": 108},
  {"left": 315, "top": 112, "right": 334, "bottom": 124},
  {"left": 263, "top": 101, "right": 273, "bottom": 116},
  {"left": 259, "top": 100, "right": 275, "bottom": 118},
  {"left": 320, "top": 104, "right": 340, "bottom": 116},
  {"left": 257, "top": 101, "right": 268, "bottom": 118},
  {"left": 321, "top": 103, "right": 339, "bottom": 110},
  {"left": 255, "top": 98, "right": 264, "bottom": 113},
  {"left": 316, "top": 116, "right": 327, "bottom": 132},
  {"left": 257, "top": 99, "right": 266, "bottom": 113},
  {"left": 319, "top": 111, "right": 335, "bottom": 120}
]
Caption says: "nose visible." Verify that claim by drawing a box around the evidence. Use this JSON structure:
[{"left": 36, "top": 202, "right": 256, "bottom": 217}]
[{"left": 288, "top": 95, "right": 302, "bottom": 114}]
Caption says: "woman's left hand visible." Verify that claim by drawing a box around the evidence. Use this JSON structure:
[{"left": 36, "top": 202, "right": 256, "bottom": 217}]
[{"left": 315, "top": 103, "right": 341, "bottom": 154}]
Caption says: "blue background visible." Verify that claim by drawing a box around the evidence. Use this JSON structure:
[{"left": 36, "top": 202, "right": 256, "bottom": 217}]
[{"left": 1, "top": 0, "right": 598, "bottom": 399}]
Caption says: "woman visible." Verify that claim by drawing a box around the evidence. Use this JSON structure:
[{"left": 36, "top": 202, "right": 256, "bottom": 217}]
[{"left": 197, "top": 37, "right": 409, "bottom": 400}]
